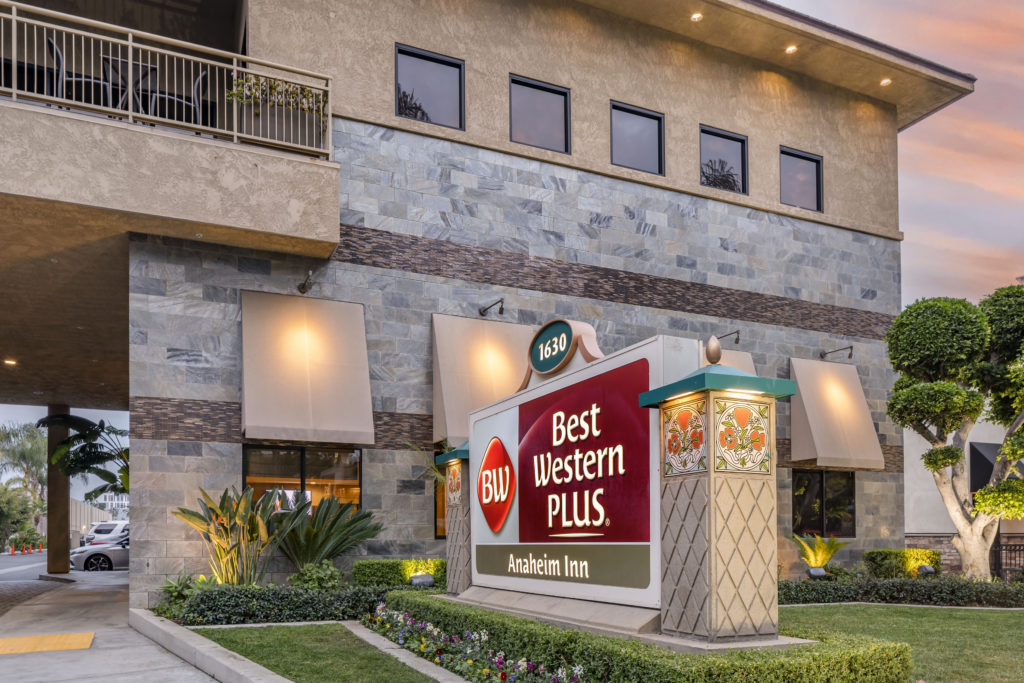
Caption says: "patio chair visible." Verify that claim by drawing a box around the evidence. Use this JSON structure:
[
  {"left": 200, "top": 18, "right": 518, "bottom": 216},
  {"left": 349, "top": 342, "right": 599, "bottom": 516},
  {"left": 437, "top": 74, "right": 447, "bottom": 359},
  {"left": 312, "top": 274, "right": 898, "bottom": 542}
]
[
  {"left": 149, "top": 70, "right": 209, "bottom": 126},
  {"left": 47, "top": 37, "right": 107, "bottom": 106}
]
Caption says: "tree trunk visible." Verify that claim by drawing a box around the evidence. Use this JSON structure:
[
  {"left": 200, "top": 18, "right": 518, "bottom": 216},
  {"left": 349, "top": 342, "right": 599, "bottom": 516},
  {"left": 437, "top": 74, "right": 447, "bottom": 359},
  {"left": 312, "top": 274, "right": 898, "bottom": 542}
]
[{"left": 951, "top": 519, "right": 998, "bottom": 579}]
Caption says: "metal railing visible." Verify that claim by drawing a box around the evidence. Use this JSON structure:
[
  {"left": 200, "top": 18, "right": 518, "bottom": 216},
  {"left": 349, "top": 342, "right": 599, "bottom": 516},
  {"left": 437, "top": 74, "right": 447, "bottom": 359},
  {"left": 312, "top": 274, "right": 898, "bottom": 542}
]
[
  {"left": 0, "top": 1, "right": 331, "bottom": 156},
  {"left": 992, "top": 543, "right": 1024, "bottom": 580}
]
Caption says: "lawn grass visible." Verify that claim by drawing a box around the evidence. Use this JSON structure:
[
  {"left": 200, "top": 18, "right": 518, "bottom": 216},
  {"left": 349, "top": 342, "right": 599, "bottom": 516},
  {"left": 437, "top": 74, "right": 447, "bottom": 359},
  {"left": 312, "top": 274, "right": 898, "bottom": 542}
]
[
  {"left": 195, "top": 624, "right": 431, "bottom": 683},
  {"left": 780, "top": 604, "right": 1024, "bottom": 683}
]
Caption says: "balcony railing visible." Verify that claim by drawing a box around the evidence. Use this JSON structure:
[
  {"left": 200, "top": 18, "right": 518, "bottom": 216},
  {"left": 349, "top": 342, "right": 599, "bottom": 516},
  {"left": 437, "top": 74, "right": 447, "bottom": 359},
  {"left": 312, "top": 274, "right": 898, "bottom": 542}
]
[{"left": 0, "top": 1, "right": 331, "bottom": 157}]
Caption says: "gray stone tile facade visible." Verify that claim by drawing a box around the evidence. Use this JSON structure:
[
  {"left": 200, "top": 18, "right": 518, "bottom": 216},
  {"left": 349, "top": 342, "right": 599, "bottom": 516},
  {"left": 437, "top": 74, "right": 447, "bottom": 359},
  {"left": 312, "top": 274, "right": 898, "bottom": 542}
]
[{"left": 128, "top": 116, "right": 903, "bottom": 605}]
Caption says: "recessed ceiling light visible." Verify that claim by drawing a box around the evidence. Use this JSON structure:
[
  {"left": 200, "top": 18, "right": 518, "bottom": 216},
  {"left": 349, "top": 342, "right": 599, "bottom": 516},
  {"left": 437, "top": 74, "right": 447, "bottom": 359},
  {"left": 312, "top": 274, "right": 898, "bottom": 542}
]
[
  {"left": 785, "top": 45, "right": 799, "bottom": 55},
  {"left": 880, "top": 78, "right": 893, "bottom": 87},
  {"left": 690, "top": 12, "right": 703, "bottom": 22},
  {"left": 3, "top": 359, "right": 16, "bottom": 366}
]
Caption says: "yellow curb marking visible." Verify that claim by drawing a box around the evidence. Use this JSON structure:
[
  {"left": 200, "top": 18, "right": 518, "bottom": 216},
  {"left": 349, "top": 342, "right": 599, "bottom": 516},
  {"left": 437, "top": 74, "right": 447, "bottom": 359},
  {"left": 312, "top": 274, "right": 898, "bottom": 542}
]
[{"left": 0, "top": 632, "right": 94, "bottom": 655}]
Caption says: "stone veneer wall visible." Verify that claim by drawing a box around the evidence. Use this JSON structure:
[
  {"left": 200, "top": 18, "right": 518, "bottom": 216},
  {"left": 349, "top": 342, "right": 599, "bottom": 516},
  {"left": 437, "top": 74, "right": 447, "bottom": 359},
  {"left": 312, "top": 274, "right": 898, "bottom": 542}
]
[{"left": 128, "top": 116, "right": 904, "bottom": 605}]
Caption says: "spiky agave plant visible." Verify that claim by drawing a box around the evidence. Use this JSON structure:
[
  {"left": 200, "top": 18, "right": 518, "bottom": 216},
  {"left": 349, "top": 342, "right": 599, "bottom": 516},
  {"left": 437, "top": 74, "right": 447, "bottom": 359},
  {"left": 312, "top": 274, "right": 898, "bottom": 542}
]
[
  {"left": 173, "top": 487, "right": 307, "bottom": 585},
  {"left": 789, "top": 533, "right": 850, "bottom": 569},
  {"left": 274, "top": 496, "right": 383, "bottom": 570}
]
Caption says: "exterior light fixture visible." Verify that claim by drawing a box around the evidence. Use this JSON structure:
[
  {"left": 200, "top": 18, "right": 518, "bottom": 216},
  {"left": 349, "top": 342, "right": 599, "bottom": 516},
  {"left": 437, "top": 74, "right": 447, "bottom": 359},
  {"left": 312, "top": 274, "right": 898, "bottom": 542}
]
[
  {"left": 718, "top": 329, "right": 740, "bottom": 344},
  {"left": 819, "top": 346, "right": 854, "bottom": 360},
  {"left": 478, "top": 298, "right": 505, "bottom": 317},
  {"left": 3, "top": 359, "right": 16, "bottom": 366},
  {"left": 785, "top": 45, "right": 799, "bottom": 54},
  {"left": 917, "top": 564, "right": 936, "bottom": 576},
  {"left": 807, "top": 567, "right": 827, "bottom": 580},
  {"left": 297, "top": 270, "right": 314, "bottom": 294},
  {"left": 690, "top": 12, "right": 703, "bottom": 22},
  {"left": 880, "top": 78, "right": 893, "bottom": 87}
]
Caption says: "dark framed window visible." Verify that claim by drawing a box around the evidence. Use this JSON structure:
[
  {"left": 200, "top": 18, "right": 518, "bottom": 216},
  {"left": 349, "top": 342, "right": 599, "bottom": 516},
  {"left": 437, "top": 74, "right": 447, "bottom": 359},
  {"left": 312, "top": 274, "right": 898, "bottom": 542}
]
[
  {"left": 395, "top": 44, "right": 464, "bottom": 130},
  {"left": 792, "top": 470, "right": 855, "bottom": 537},
  {"left": 435, "top": 481, "right": 447, "bottom": 539},
  {"left": 699, "top": 125, "right": 747, "bottom": 194},
  {"left": 243, "top": 446, "right": 362, "bottom": 511},
  {"left": 509, "top": 75, "right": 570, "bottom": 154},
  {"left": 780, "top": 147, "right": 823, "bottom": 212},
  {"left": 610, "top": 101, "right": 664, "bottom": 175}
]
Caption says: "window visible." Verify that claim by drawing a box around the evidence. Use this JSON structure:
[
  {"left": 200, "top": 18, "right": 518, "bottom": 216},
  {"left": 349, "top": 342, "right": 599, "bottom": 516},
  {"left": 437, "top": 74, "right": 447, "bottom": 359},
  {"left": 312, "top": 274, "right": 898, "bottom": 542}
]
[
  {"left": 244, "top": 446, "right": 362, "bottom": 511},
  {"left": 699, "top": 125, "right": 747, "bottom": 194},
  {"left": 435, "top": 481, "right": 447, "bottom": 539},
  {"left": 509, "top": 75, "right": 570, "bottom": 154},
  {"left": 395, "top": 44, "right": 464, "bottom": 130},
  {"left": 792, "top": 470, "right": 855, "bottom": 537},
  {"left": 780, "top": 147, "right": 822, "bottom": 211},
  {"left": 610, "top": 101, "right": 664, "bottom": 175}
]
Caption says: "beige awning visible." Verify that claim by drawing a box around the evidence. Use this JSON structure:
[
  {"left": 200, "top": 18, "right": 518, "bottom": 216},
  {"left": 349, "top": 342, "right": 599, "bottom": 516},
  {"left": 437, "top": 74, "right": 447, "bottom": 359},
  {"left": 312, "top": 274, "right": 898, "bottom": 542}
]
[
  {"left": 432, "top": 314, "right": 534, "bottom": 444},
  {"left": 241, "top": 291, "right": 374, "bottom": 444},
  {"left": 790, "top": 357, "right": 885, "bottom": 470}
]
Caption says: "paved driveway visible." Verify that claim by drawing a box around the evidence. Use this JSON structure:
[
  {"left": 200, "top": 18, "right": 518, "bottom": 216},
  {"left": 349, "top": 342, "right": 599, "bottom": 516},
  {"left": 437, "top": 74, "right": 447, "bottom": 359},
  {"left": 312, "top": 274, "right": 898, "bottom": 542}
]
[{"left": 0, "top": 571, "right": 215, "bottom": 683}]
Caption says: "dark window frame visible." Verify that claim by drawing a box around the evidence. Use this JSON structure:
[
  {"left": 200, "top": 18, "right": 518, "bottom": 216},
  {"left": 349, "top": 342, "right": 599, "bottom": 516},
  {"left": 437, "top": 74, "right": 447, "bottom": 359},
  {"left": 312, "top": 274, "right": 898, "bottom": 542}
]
[
  {"left": 779, "top": 146, "right": 823, "bottom": 212},
  {"left": 791, "top": 469, "right": 856, "bottom": 538},
  {"left": 609, "top": 100, "right": 665, "bottom": 176},
  {"left": 508, "top": 74, "right": 571, "bottom": 154},
  {"left": 699, "top": 124, "right": 748, "bottom": 195},
  {"left": 394, "top": 43, "right": 466, "bottom": 131},
  {"left": 242, "top": 444, "right": 364, "bottom": 510},
  {"left": 434, "top": 480, "right": 446, "bottom": 540}
]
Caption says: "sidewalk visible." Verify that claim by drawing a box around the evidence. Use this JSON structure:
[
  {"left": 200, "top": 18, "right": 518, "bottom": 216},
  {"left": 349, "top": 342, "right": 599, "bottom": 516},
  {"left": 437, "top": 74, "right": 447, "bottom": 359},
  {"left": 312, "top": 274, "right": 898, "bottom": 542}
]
[{"left": 0, "top": 571, "right": 214, "bottom": 683}]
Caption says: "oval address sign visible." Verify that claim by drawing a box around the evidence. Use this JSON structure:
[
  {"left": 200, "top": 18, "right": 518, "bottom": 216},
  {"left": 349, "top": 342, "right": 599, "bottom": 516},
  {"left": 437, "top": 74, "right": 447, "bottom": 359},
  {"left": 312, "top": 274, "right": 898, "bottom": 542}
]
[{"left": 529, "top": 319, "right": 575, "bottom": 375}]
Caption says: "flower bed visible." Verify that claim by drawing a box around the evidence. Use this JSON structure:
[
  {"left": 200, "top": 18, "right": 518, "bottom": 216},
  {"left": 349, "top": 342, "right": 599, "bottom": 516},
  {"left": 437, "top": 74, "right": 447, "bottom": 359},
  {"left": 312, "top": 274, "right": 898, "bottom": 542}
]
[{"left": 364, "top": 590, "right": 911, "bottom": 682}]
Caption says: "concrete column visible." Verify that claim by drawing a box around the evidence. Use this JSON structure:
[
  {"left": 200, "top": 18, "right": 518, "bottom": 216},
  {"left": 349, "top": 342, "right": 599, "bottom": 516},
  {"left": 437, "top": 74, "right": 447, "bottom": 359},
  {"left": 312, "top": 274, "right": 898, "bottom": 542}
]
[
  {"left": 46, "top": 404, "right": 70, "bottom": 574},
  {"left": 444, "top": 460, "right": 471, "bottom": 594},
  {"left": 659, "top": 394, "right": 779, "bottom": 642}
]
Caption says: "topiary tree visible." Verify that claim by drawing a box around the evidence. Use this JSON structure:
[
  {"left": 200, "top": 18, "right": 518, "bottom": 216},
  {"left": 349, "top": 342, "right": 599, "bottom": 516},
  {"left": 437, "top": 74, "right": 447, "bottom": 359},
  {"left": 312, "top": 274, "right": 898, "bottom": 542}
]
[{"left": 886, "top": 287, "right": 1024, "bottom": 578}]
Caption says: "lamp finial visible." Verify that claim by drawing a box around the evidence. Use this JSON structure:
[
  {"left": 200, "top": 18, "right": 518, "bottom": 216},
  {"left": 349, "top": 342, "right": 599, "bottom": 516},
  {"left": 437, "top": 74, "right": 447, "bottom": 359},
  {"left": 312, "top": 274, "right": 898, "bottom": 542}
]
[{"left": 706, "top": 335, "right": 722, "bottom": 365}]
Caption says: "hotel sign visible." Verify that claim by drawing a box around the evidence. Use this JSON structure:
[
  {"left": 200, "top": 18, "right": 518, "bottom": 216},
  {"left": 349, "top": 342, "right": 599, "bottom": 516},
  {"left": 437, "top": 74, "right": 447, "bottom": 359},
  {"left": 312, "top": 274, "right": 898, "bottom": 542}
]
[{"left": 470, "top": 339, "right": 669, "bottom": 608}]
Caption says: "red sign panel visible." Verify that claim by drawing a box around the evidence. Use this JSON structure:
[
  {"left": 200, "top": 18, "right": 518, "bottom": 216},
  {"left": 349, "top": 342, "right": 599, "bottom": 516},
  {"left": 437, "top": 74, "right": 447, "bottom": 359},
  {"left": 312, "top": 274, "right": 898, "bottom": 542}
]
[{"left": 517, "top": 360, "right": 650, "bottom": 543}]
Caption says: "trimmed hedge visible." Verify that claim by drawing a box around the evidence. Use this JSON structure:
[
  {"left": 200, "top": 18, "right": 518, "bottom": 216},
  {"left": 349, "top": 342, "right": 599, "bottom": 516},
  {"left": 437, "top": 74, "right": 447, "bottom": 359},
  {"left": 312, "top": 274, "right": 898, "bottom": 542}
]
[
  {"left": 863, "top": 548, "right": 941, "bottom": 578},
  {"left": 179, "top": 584, "right": 434, "bottom": 626},
  {"left": 384, "top": 590, "right": 911, "bottom": 683},
  {"left": 351, "top": 558, "right": 446, "bottom": 590},
  {"left": 780, "top": 576, "right": 1024, "bottom": 607}
]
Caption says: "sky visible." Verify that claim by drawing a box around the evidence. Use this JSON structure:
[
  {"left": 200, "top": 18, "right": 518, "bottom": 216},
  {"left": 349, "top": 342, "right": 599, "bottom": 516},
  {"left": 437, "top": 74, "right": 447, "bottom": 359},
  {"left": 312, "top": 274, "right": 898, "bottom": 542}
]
[{"left": 774, "top": 0, "right": 1024, "bottom": 305}]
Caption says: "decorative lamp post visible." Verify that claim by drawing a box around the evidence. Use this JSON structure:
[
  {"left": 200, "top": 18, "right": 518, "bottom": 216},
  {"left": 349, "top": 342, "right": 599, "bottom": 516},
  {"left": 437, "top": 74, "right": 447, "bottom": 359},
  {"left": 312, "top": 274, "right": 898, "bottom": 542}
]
[
  {"left": 437, "top": 441, "right": 470, "bottom": 593},
  {"left": 639, "top": 336, "right": 796, "bottom": 642}
]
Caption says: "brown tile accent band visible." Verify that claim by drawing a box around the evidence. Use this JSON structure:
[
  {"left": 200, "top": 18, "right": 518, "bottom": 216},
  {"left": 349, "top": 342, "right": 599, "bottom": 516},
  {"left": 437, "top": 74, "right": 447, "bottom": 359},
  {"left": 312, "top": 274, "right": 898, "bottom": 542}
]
[
  {"left": 334, "top": 224, "right": 894, "bottom": 340},
  {"left": 130, "top": 397, "right": 433, "bottom": 450},
  {"left": 777, "top": 439, "right": 903, "bottom": 473}
]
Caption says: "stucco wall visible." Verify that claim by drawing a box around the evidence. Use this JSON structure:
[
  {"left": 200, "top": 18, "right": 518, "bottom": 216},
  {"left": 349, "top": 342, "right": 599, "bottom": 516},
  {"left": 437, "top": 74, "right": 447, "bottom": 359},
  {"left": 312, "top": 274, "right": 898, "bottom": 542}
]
[{"left": 248, "top": 0, "right": 899, "bottom": 239}]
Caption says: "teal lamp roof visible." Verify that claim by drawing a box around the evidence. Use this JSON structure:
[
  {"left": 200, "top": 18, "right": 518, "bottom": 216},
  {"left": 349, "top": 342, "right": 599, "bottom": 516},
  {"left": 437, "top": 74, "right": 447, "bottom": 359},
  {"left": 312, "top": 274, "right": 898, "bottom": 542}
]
[
  {"left": 639, "top": 363, "right": 796, "bottom": 407},
  {"left": 435, "top": 441, "right": 469, "bottom": 465}
]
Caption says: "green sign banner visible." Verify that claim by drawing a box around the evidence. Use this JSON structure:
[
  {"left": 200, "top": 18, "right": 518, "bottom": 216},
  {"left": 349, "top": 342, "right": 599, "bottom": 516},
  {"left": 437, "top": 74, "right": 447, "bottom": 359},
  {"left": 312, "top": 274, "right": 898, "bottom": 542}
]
[
  {"left": 476, "top": 543, "right": 650, "bottom": 588},
  {"left": 530, "top": 319, "right": 574, "bottom": 374}
]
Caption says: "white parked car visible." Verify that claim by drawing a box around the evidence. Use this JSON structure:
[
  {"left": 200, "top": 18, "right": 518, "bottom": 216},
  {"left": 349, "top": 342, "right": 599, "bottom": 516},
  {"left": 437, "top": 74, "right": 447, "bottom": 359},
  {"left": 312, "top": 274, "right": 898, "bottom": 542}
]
[{"left": 83, "top": 521, "right": 129, "bottom": 546}]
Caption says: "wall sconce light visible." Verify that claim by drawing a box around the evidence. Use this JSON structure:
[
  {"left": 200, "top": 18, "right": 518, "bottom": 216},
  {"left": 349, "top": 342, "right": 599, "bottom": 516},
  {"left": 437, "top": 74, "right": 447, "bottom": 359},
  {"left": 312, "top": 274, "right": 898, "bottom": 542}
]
[
  {"left": 718, "top": 330, "right": 740, "bottom": 344},
  {"left": 478, "top": 298, "right": 505, "bottom": 317},
  {"left": 819, "top": 346, "right": 853, "bottom": 360},
  {"left": 297, "top": 270, "right": 314, "bottom": 294}
]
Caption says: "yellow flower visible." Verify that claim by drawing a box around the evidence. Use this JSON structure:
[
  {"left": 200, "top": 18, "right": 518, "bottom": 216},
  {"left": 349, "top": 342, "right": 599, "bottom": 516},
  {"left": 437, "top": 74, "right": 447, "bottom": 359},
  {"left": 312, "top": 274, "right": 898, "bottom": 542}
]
[
  {"left": 434, "top": 658, "right": 440, "bottom": 663},
  {"left": 466, "top": 660, "right": 473, "bottom": 665},
  {"left": 483, "top": 669, "right": 489, "bottom": 675}
]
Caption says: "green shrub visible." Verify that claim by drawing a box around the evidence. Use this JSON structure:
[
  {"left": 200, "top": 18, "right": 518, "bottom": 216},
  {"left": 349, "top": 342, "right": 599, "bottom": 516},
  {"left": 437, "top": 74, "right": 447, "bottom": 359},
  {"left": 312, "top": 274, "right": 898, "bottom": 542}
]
[
  {"left": 863, "top": 548, "right": 941, "bottom": 578},
  {"left": 178, "top": 583, "right": 435, "bottom": 626},
  {"left": 272, "top": 497, "right": 383, "bottom": 571},
  {"left": 287, "top": 559, "right": 344, "bottom": 591},
  {"left": 351, "top": 558, "right": 446, "bottom": 590},
  {"left": 780, "top": 576, "right": 1024, "bottom": 607},
  {"left": 382, "top": 591, "right": 910, "bottom": 682}
]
